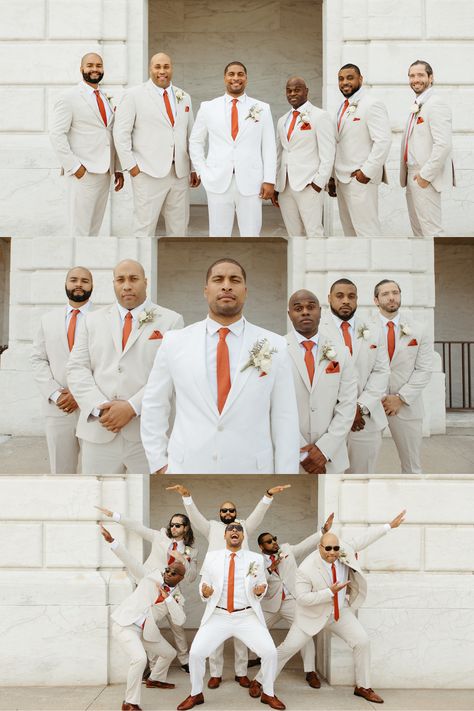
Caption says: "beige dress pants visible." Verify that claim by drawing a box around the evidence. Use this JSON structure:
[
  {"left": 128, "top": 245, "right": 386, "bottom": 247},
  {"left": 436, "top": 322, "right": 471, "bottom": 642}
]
[
  {"left": 347, "top": 427, "right": 383, "bottom": 474},
  {"left": 67, "top": 171, "right": 111, "bottom": 236},
  {"left": 45, "top": 412, "right": 80, "bottom": 474},
  {"left": 278, "top": 183, "right": 324, "bottom": 237},
  {"left": 405, "top": 166, "right": 442, "bottom": 237},
  {"left": 131, "top": 166, "right": 189, "bottom": 237},
  {"left": 387, "top": 415, "right": 423, "bottom": 474},
  {"left": 81, "top": 433, "right": 149, "bottom": 474},
  {"left": 336, "top": 178, "right": 381, "bottom": 236},
  {"left": 263, "top": 599, "right": 315, "bottom": 672}
]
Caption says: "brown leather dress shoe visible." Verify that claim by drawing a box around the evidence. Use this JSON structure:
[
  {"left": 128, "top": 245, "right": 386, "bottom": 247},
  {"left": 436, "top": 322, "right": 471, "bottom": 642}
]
[
  {"left": 235, "top": 675, "right": 251, "bottom": 687},
  {"left": 305, "top": 671, "right": 321, "bottom": 689},
  {"left": 260, "top": 693, "right": 286, "bottom": 710},
  {"left": 249, "top": 680, "right": 262, "bottom": 698},
  {"left": 176, "top": 693, "right": 205, "bottom": 710},
  {"left": 146, "top": 679, "right": 175, "bottom": 689},
  {"left": 354, "top": 687, "right": 384, "bottom": 703},
  {"left": 207, "top": 676, "right": 221, "bottom": 689},
  {"left": 121, "top": 702, "right": 142, "bottom": 711}
]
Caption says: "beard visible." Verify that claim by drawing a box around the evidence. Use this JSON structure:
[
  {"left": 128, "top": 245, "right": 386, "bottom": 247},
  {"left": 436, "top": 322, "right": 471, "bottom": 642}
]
[
  {"left": 82, "top": 70, "right": 104, "bottom": 85},
  {"left": 330, "top": 305, "right": 356, "bottom": 321},
  {"left": 66, "top": 288, "right": 92, "bottom": 303},
  {"left": 220, "top": 514, "right": 236, "bottom": 524}
]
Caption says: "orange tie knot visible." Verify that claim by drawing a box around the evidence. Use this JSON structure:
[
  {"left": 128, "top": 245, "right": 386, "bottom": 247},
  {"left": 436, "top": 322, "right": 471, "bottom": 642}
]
[
  {"left": 341, "top": 321, "right": 349, "bottom": 332},
  {"left": 302, "top": 340, "right": 313, "bottom": 351},
  {"left": 219, "top": 327, "right": 230, "bottom": 341}
]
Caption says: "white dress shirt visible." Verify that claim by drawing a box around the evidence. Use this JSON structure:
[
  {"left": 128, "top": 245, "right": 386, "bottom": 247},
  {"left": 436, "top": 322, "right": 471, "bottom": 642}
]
[
  {"left": 206, "top": 316, "right": 245, "bottom": 404},
  {"left": 321, "top": 557, "right": 349, "bottom": 621},
  {"left": 293, "top": 327, "right": 319, "bottom": 363},
  {"left": 331, "top": 312, "right": 356, "bottom": 344},
  {"left": 152, "top": 81, "right": 177, "bottom": 119},
  {"left": 50, "top": 301, "right": 92, "bottom": 403},
  {"left": 217, "top": 549, "right": 248, "bottom": 610}
]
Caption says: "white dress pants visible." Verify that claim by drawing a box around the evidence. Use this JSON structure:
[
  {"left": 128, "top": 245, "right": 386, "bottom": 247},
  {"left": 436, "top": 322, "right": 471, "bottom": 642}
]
[
  {"left": 405, "top": 166, "right": 443, "bottom": 237},
  {"left": 67, "top": 171, "right": 111, "bottom": 236},
  {"left": 336, "top": 178, "right": 381, "bottom": 236},
  {"left": 45, "top": 412, "right": 80, "bottom": 474},
  {"left": 387, "top": 415, "right": 423, "bottom": 474},
  {"left": 347, "top": 427, "right": 383, "bottom": 474},
  {"left": 263, "top": 599, "right": 315, "bottom": 672},
  {"left": 206, "top": 176, "right": 262, "bottom": 236},
  {"left": 112, "top": 622, "right": 177, "bottom": 705},
  {"left": 81, "top": 433, "right": 149, "bottom": 474},
  {"left": 131, "top": 167, "right": 189, "bottom": 237},
  {"left": 278, "top": 183, "right": 324, "bottom": 238},
  {"left": 209, "top": 636, "right": 248, "bottom": 677},
  {"left": 190, "top": 609, "right": 277, "bottom": 696}
]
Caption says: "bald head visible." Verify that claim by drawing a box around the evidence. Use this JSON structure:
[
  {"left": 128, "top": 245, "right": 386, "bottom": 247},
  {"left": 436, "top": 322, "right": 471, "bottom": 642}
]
[
  {"left": 149, "top": 52, "right": 173, "bottom": 88},
  {"left": 163, "top": 560, "right": 185, "bottom": 587},
  {"left": 289, "top": 289, "right": 319, "bottom": 309},
  {"left": 113, "top": 259, "right": 145, "bottom": 279},
  {"left": 286, "top": 76, "right": 309, "bottom": 109},
  {"left": 65, "top": 266, "right": 93, "bottom": 305},
  {"left": 80, "top": 53, "right": 104, "bottom": 86},
  {"left": 288, "top": 290, "right": 321, "bottom": 338},
  {"left": 113, "top": 260, "right": 147, "bottom": 310},
  {"left": 319, "top": 532, "right": 341, "bottom": 563}
]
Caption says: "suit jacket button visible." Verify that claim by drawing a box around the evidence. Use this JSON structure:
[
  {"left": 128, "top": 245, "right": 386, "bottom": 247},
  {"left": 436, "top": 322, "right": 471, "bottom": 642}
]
[{"left": 217, "top": 425, "right": 223, "bottom": 432}]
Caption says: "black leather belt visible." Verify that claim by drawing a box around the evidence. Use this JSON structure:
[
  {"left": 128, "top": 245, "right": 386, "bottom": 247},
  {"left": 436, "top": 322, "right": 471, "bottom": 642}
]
[{"left": 216, "top": 606, "right": 251, "bottom": 613}]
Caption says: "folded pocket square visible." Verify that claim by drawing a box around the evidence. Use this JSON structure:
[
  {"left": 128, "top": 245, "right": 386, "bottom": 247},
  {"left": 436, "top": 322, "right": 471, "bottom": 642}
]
[
  {"left": 353, "top": 117, "right": 361, "bottom": 121},
  {"left": 416, "top": 116, "right": 424, "bottom": 124},
  {"left": 300, "top": 123, "right": 311, "bottom": 130},
  {"left": 149, "top": 330, "right": 163, "bottom": 340},
  {"left": 259, "top": 371, "right": 267, "bottom": 378},
  {"left": 370, "top": 344, "right": 377, "bottom": 349},
  {"left": 185, "top": 105, "right": 190, "bottom": 112},
  {"left": 325, "top": 361, "right": 340, "bottom": 374},
  {"left": 408, "top": 338, "right": 418, "bottom": 346}
]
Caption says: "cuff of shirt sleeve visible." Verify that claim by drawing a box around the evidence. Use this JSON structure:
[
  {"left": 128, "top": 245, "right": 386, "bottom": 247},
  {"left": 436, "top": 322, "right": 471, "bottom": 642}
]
[
  {"left": 262, "top": 495, "right": 272, "bottom": 504},
  {"left": 128, "top": 399, "right": 139, "bottom": 416},
  {"left": 182, "top": 496, "right": 193, "bottom": 505},
  {"left": 112, "top": 512, "right": 121, "bottom": 522},
  {"left": 91, "top": 407, "right": 101, "bottom": 417},
  {"left": 50, "top": 390, "right": 62, "bottom": 404},
  {"left": 384, "top": 523, "right": 391, "bottom": 532},
  {"left": 110, "top": 540, "right": 119, "bottom": 550}
]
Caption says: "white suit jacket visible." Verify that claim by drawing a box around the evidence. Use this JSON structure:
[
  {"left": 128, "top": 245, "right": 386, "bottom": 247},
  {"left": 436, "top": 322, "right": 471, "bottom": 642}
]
[
  {"left": 320, "top": 314, "right": 389, "bottom": 432},
  {"left": 67, "top": 302, "right": 183, "bottom": 443},
  {"left": 111, "top": 570, "right": 185, "bottom": 642},
  {"left": 183, "top": 495, "right": 273, "bottom": 552},
  {"left": 199, "top": 549, "right": 267, "bottom": 627},
  {"left": 50, "top": 82, "right": 118, "bottom": 176},
  {"left": 141, "top": 319, "right": 300, "bottom": 474},
  {"left": 286, "top": 329, "right": 358, "bottom": 473},
  {"left": 294, "top": 525, "right": 390, "bottom": 637},
  {"left": 113, "top": 80, "right": 194, "bottom": 178},
  {"left": 262, "top": 530, "right": 322, "bottom": 614},
  {"left": 276, "top": 101, "right": 335, "bottom": 192},
  {"left": 334, "top": 89, "right": 391, "bottom": 185},
  {"left": 189, "top": 94, "right": 277, "bottom": 195},
  {"left": 30, "top": 304, "right": 97, "bottom": 417},
  {"left": 372, "top": 313, "right": 433, "bottom": 421},
  {"left": 400, "top": 92, "right": 455, "bottom": 192}
]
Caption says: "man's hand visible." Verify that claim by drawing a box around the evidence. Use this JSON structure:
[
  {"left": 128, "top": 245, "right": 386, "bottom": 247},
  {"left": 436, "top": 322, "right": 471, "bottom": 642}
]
[
  {"left": 382, "top": 394, "right": 403, "bottom": 416},
  {"left": 322, "top": 512, "right": 334, "bottom": 534},
  {"left": 99, "top": 400, "right": 136, "bottom": 432},
  {"left": 201, "top": 583, "right": 214, "bottom": 598},
  {"left": 189, "top": 171, "right": 200, "bottom": 187},
  {"left": 157, "top": 585, "right": 169, "bottom": 600},
  {"left": 413, "top": 174, "right": 430, "bottom": 189},
  {"left": 351, "top": 169, "right": 370, "bottom": 184},
  {"left": 166, "top": 484, "right": 190, "bottom": 497},
  {"left": 259, "top": 182, "right": 275, "bottom": 200},
  {"left": 95, "top": 506, "right": 113, "bottom": 518},
  {"left": 114, "top": 172, "right": 124, "bottom": 191},
  {"left": 56, "top": 389, "right": 78, "bottom": 414},
  {"left": 351, "top": 405, "right": 366, "bottom": 432},
  {"left": 390, "top": 509, "right": 406, "bottom": 529},
  {"left": 99, "top": 523, "right": 114, "bottom": 543},
  {"left": 267, "top": 484, "right": 291, "bottom": 496},
  {"left": 154, "top": 465, "right": 168, "bottom": 475},
  {"left": 271, "top": 191, "right": 280, "bottom": 208},
  {"left": 329, "top": 580, "right": 350, "bottom": 595},
  {"left": 129, "top": 165, "right": 141, "bottom": 177},
  {"left": 309, "top": 182, "right": 322, "bottom": 193},
  {"left": 253, "top": 584, "right": 266, "bottom": 597},
  {"left": 74, "top": 165, "right": 86, "bottom": 179},
  {"left": 327, "top": 177, "right": 337, "bottom": 197},
  {"left": 300, "top": 444, "right": 327, "bottom": 474}
]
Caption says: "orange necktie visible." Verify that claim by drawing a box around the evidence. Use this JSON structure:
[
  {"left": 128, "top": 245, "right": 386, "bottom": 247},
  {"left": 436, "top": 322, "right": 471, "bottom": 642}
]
[
  {"left": 302, "top": 341, "right": 315, "bottom": 384},
  {"left": 168, "top": 541, "right": 178, "bottom": 565},
  {"left": 67, "top": 309, "right": 80, "bottom": 351},
  {"left": 341, "top": 321, "right": 353, "bottom": 355},
  {"left": 403, "top": 111, "right": 416, "bottom": 163},
  {"left": 122, "top": 312, "right": 133, "bottom": 351},
  {"left": 337, "top": 99, "right": 349, "bottom": 131},
  {"left": 163, "top": 89, "right": 175, "bottom": 126},
  {"left": 94, "top": 89, "right": 107, "bottom": 126},
  {"left": 155, "top": 584, "right": 171, "bottom": 605},
  {"left": 231, "top": 98, "right": 239, "bottom": 140},
  {"left": 217, "top": 328, "right": 231, "bottom": 413},
  {"left": 387, "top": 321, "right": 396, "bottom": 362},
  {"left": 331, "top": 563, "right": 340, "bottom": 621},
  {"left": 287, "top": 110, "right": 300, "bottom": 141},
  {"left": 227, "top": 552, "right": 236, "bottom": 612},
  {"left": 270, "top": 554, "right": 285, "bottom": 600}
]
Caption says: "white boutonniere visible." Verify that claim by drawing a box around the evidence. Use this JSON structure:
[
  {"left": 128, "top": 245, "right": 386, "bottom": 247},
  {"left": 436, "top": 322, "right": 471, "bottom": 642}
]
[
  {"left": 175, "top": 89, "right": 185, "bottom": 103},
  {"left": 246, "top": 104, "right": 262, "bottom": 122},
  {"left": 400, "top": 323, "right": 412, "bottom": 337},
  {"left": 357, "top": 324, "right": 370, "bottom": 340},
  {"left": 410, "top": 103, "right": 421, "bottom": 114},
  {"left": 277, "top": 549, "right": 288, "bottom": 562},
  {"left": 346, "top": 102, "right": 358, "bottom": 116},
  {"left": 247, "top": 561, "right": 259, "bottom": 577},
  {"left": 184, "top": 546, "right": 192, "bottom": 557},
  {"left": 299, "top": 111, "right": 311, "bottom": 126},
  {"left": 105, "top": 93, "right": 114, "bottom": 105},
  {"left": 138, "top": 308, "right": 156, "bottom": 329},
  {"left": 241, "top": 338, "right": 277, "bottom": 376},
  {"left": 338, "top": 549, "right": 348, "bottom": 564},
  {"left": 319, "top": 342, "right": 337, "bottom": 364},
  {"left": 171, "top": 589, "right": 183, "bottom": 604}
]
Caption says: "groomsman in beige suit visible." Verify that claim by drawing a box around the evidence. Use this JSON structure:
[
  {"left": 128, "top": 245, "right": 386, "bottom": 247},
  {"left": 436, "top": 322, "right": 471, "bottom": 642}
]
[
  {"left": 374, "top": 279, "right": 433, "bottom": 473},
  {"left": 286, "top": 290, "right": 357, "bottom": 474},
  {"left": 67, "top": 259, "right": 183, "bottom": 474},
  {"left": 328, "top": 64, "right": 391, "bottom": 236},
  {"left": 400, "top": 60, "right": 455, "bottom": 237},
  {"left": 255, "top": 511, "right": 406, "bottom": 705},
  {"left": 321, "top": 279, "right": 390, "bottom": 473},
  {"left": 30, "top": 267, "right": 94, "bottom": 474},
  {"left": 273, "top": 76, "right": 335, "bottom": 237},
  {"left": 50, "top": 53, "right": 123, "bottom": 236},
  {"left": 113, "top": 52, "right": 199, "bottom": 237}
]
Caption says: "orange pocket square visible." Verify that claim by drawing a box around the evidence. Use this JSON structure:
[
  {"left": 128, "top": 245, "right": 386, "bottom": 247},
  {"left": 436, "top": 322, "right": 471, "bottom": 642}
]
[
  {"left": 259, "top": 371, "right": 267, "bottom": 378},
  {"left": 408, "top": 338, "right": 418, "bottom": 346},
  {"left": 185, "top": 105, "right": 190, "bottom": 112},
  {"left": 353, "top": 117, "right": 361, "bottom": 121},
  {"left": 149, "top": 330, "right": 163, "bottom": 340},
  {"left": 300, "top": 123, "right": 311, "bottom": 130},
  {"left": 416, "top": 116, "right": 424, "bottom": 124},
  {"left": 325, "top": 361, "right": 340, "bottom": 374},
  {"left": 370, "top": 344, "right": 377, "bottom": 349}
]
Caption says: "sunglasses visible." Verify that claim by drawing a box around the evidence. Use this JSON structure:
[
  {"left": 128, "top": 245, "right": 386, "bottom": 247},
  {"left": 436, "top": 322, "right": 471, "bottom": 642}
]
[
  {"left": 263, "top": 536, "right": 278, "bottom": 544},
  {"left": 226, "top": 524, "right": 243, "bottom": 532},
  {"left": 170, "top": 522, "right": 184, "bottom": 528},
  {"left": 220, "top": 508, "right": 236, "bottom": 514},
  {"left": 164, "top": 566, "right": 180, "bottom": 575},
  {"left": 320, "top": 544, "right": 340, "bottom": 552}
]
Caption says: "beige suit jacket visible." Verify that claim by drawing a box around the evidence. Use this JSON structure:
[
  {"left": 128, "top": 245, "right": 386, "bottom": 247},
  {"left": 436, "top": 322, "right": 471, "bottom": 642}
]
[
  {"left": 113, "top": 80, "right": 194, "bottom": 178},
  {"left": 294, "top": 525, "right": 390, "bottom": 637},
  {"left": 399, "top": 92, "right": 455, "bottom": 192},
  {"left": 50, "top": 82, "right": 118, "bottom": 176},
  {"left": 276, "top": 102, "right": 335, "bottom": 192},
  {"left": 334, "top": 89, "right": 391, "bottom": 185},
  {"left": 286, "top": 329, "right": 358, "bottom": 472},
  {"left": 66, "top": 301, "right": 183, "bottom": 443}
]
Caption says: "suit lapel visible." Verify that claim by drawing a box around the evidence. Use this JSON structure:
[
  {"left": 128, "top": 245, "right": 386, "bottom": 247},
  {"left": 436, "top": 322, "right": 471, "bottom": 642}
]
[
  {"left": 220, "top": 323, "right": 255, "bottom": 416},
  {"left": 146, "top": 80, "right": 171, "bottom": 126},
  {"left": 78, "top": 83, "right": 105, "bottom": 126},
  {"left": 192, "top": 322, "right": 220, "bottom": 417},
  {"left": 107, "top": 305, "right": 123, "bottom": 357},
  {"left": 287, "top": 330, "right": 312, "bottom": 392},
  {"left": 234, "top": 97, "right": 253, "bottom": 144}
]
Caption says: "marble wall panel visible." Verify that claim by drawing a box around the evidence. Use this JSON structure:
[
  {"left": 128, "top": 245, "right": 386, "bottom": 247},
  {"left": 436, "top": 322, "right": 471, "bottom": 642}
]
[
  {"left": 48, "top": 1, "right": 102, "bottom": 39},
  {"left": 365, "top": 572, "right": 474, "bottom": 609},
  {"left": 0, "top": 477, "right": 100, "bottom": 520},
  {"left": 426, "top": 0, "right": 474, "bottom": 38},
  {"left": 0, "top": 571, "right": 107, "bottom": 605},
  {"left": 0, "top": 0, "right": 46, "bottom": 39},
  {"left": 44, "top": 522, "right": 101, "bottom": 567},
  {"left": 0, "top": 89, "right": 45, "bottom": 132},
  {"left": 425, "top": 527, "right": 474, "bottom": 571},
  {"left": 0, "top": 523, "right": 42, "bottom": 567},
  {"left": 341, "top": 524, "right": 422, "bottom": 570}
]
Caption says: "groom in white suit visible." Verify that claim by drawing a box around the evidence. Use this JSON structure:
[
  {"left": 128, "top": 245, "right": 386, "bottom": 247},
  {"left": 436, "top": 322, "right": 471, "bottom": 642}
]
[
  {"left": 50, "top": 52, "right": 124, "bottom": 236},
  {"left": 141, "top": 259, "right": 300, "bottom": 474},
  {"left": 189, "top": 61, "right": 277, "bottom": 236}
]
